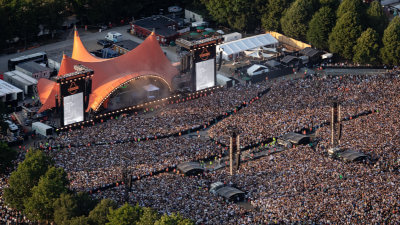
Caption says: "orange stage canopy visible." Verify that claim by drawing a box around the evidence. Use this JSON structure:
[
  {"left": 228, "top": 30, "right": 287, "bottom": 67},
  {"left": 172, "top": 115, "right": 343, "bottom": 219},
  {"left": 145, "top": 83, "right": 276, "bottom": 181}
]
[{"left": 38, "top": 30, "right": 178, "bottom": 113}]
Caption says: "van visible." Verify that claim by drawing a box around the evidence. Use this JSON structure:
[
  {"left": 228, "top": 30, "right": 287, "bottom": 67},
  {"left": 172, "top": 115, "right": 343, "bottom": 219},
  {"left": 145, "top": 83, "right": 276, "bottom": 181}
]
[{"left": 105, "top": 32, "right": 123, "bottom": 43}]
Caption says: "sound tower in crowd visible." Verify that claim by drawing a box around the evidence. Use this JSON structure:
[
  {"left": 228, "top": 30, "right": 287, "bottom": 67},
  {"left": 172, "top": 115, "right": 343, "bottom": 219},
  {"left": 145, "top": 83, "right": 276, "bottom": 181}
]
[
  {"left": 228, "top": 126, "right": 241, "bottom": 175},
  {"left": 330, "top": 100, "right": 342, "bottom": 147},
  {"left": 56, "top": 65, "right": 93, "bottom": 127},
  {"left": 176, "top": 36, "right": 222, "bottom": 91}
]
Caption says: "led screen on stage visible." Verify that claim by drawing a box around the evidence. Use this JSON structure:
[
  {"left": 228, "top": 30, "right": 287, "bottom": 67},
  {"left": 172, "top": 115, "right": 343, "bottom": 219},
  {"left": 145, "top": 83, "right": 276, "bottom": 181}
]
[
  {"left": 63, "top": 92, "right": 84, "bottom": 126},
  {"left": 195, "top": 59, "right": 215, "bottom": 91}
]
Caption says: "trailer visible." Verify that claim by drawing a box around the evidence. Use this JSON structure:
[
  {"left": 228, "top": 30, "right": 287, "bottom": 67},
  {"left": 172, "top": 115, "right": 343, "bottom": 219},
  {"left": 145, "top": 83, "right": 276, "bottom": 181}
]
[{"left": 32, "top": 122, "right": 53, "bottom": 137}]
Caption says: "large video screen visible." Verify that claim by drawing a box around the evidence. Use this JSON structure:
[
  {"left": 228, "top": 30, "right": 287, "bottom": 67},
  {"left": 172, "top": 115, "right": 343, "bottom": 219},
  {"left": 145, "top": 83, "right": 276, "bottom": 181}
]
[
  {"left": 63, "top": 92, "right": 84, "bottom": 126},
  {"left": 195, "top": 59, "right": 215, "bottom": 91}
]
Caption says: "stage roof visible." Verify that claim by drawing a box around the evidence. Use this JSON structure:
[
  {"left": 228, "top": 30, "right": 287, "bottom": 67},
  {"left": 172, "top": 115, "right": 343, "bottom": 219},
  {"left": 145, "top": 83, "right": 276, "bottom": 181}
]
[{"left": 37, "top": 30, "right": 178, "bottom": 113}]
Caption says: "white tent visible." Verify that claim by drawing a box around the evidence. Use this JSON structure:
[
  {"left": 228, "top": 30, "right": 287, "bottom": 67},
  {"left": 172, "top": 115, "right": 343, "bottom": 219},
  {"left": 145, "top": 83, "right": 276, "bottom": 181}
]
[
  {"left": 217, "top": 33, "right": 278, "bottom": 60},
  {"left": 247, "top": 64, "right": 269, "bottom": 76}
]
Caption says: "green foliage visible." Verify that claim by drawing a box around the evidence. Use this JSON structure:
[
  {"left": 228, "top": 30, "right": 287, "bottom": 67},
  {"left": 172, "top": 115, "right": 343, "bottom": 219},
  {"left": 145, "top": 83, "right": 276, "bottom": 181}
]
[
  {"left": 366, "top": 1, "right": 388, "bottom": 36},
  {"left": 106, "top": 203, "right": 143, "bottom": 225},
  {"left": 4, "top": 149, "right": 52, "bottom": 211},
  {"left": 88, "top": 198, "right": 118, "bottom": 225},
  {"left": 138, "top": 207, "right": 160, "bottom": 225},
  {"left": 154, "top": 213, "right": 194, "bottom": 225},
  {"left": 280, "top": 0, "right": 319, "bottom": 41},
  {"left": 307, "top": 6, "right": 336, "bottom": 49},
  {"left": 66, "top": 215, "right": 91, "bottom": 225},
  {"left": 380, "top": 17, "right": 400, "bottom": 65},
  {"left": 76, "top": 192, "right": 98, "bottom": 216},
  {"left": 336, "top": 0, "right": 364, "bottom": 19},
  {"left": 202, "top": 0, "right": 263, "bottom": 31},
  {"left": 319, "top": 0, "right": 339, "bottom": 8},
  {"left": 24, "top": 166, "right": 69, "bottom": 222},
  {"left": 0, "top": 142, "right": 17, "bottom": 174},
  {"left": 329, "top": 11, "right": 363, "bottom": 59},
  {"left": 53, "top": 193, "right": 79, "bottom": 225},
  {"left": 261, "top": 0, "right": 291, "bottom": 32},
  {"left": 353, "top": 28, "right": 380, "bottom": 64}
]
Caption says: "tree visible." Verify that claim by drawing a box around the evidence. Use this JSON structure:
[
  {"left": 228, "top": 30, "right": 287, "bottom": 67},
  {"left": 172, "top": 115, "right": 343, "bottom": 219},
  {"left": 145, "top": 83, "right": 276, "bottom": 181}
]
[
  {"left": 36, "top": 0, "right": 68, "bottom": 38},
  {"left": 66, "top": 215, "right": 91, "bottom": 225},
  {"left": 76, "top": 192, "right": 98, "bottom": 216},
  {"left": 306, "top": 6, "right": 336, "bottom": 50},
  {"left": 53, "top": 193, "right": 79, "bottom": 225},
  {"left": 329, "top": 11, "right": 363, "bottom": 59},
  {"left": 380, "top": 17, "right": 400, "bottom": 65},
  {"left": 353, "top": 28, "right": 380, "bottom": 64},
  {"left": 0, "top": 142, "right": 17, "bottom": 174},
  {"left": 366, "top": 1, "right": 388, "bottom": 36},
  {"left": 88, "top": 199, "right": 117, "bottom": 225},
  {"left": 280, "top": 0, "right": 319, "bottom": 41},
  {"left": 106, "top": 203, "right": 143, "bottom": 225},
  {"left": 202, "top": 0, "right": 261, "bottom": 32},
  {"left": 24, "top": 166, "right": 69, "bottom": 222},
  {"left": 154, "top": 213, "right": 194, "bottom": 225},
  {"left": 261, "top": 0, "right": 291, "bottom": 32},
  {"left": 319, "top": 0, "right": 339, "bottom": 8},
  {"left": 336, "top": 0, "right": 364, "bottom": 19},
  {"left": 4, "top": 149, "right": 52, "bottom": 211},
  {"left": 137, "top": 207, "right": 160, "bottom": 225}
]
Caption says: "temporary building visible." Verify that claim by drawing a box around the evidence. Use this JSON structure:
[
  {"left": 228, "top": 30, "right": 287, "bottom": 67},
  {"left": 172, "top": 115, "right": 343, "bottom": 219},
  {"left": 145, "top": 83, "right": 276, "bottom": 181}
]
[
  {"left": 0, "top": 79, "right": 24, "bottom": 103},
  {"left": 217, "top": 33, "right": 278, "bottom": 60},
  {"left": 3, "top": 70, "right": 38, "bottom": 95}
]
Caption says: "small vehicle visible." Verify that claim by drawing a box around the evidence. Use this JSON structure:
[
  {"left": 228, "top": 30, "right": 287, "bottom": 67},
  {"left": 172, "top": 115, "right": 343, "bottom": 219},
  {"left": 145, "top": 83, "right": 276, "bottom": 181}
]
[
  {"left": 105, "top": 31, "right": 123, "bottom": 43},
  {"left": 97, "top": 39, "right": 113, "bottom": 48}
]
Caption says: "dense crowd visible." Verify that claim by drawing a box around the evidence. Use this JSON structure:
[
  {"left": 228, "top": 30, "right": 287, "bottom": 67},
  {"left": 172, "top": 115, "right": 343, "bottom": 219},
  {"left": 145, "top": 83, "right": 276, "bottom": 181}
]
[
  {"left": 208, "top": 73, "right": 394, "bottom": 146},
  {"left": 88, "top": 73, "right": 400, "bottom": 224},
  {"left": 50, "top": 84, "right": 262, "bottom": 146},
  {"left": 51, "top": 135, "right": 222, "bottom": 191},
  {"left": 3, "top": 72, "right": 400, "bottom": 224}
]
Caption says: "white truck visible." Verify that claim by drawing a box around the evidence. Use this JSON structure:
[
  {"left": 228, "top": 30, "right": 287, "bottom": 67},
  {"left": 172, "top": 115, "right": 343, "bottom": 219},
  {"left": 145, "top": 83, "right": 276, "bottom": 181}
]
[{"left": 105, "top": 31, "right": 123, "bottom": 43}]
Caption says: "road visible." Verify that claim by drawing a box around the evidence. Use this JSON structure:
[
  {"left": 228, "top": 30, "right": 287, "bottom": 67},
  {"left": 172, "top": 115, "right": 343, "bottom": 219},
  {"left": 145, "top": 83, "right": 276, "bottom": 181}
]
[{"left": 0, "top": 25, "right": 179, "bottom": 73}]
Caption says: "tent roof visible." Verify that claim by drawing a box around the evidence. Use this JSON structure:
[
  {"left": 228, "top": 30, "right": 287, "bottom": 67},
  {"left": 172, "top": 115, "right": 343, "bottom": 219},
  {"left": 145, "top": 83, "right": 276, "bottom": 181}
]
[
  {"left": 338, "top": 150, "right": 367, "bottom": 161},
  {"left": 177, "top": 161, "right": 204, "bottom": 175},
  {"left": 215, "top": 186, "right": 244, "bottom": 199},
  {"left": 38, "top": 30, "right": 178, "bottom": 113},
  {"left": 247, "top": 64, "right": 268, "bottom": 75},
  {"left": 299, "top": 47, "right": 321, "bottom": 58},
  {"left": 71, "top": 30, "right": 109, "bottom": 62},
  {"left": 281, "top": 55, "right": 298, "bottom": 64},
  {"left": 281, "top": 132, "right": 310, "bottom": 145},
  {"left": 217, "top": 33, "right": 278, "bottom": 56},
  {"left": 266, "top": 60, "right": 281, "bottom": 67}
]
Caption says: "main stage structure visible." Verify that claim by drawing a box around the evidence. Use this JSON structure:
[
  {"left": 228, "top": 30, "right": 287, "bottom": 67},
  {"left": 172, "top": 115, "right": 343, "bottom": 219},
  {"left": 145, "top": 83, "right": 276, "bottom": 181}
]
[{"left": 37, "top": 29, "right": 179, "bottom": 127}]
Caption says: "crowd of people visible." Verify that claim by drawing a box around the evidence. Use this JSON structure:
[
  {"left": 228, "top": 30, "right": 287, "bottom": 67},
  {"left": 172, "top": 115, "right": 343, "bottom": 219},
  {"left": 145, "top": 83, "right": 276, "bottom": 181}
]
[
  {"left": 2, "top": 71, "right": 400, "bottom": 224},
  {"left": 50, "top": 84, "right": 263, "bottom": 147},
  {"left": 88, "top": 72, "right": 400, "bottom": 224}
]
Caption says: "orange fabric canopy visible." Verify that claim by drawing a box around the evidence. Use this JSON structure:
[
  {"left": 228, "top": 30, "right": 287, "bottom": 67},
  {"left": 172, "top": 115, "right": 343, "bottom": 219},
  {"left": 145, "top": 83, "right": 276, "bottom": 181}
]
[{"left": 37, "top": 30, "right": 178, "bottom": 113}]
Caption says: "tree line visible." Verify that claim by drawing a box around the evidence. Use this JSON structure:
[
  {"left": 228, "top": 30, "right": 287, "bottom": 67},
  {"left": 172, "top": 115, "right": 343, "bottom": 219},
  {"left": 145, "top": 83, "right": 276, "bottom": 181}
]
[
  {"left": 2, "top": 0, "right": 400, "bottom": 65},
  {"left": 3, "top": 149, "right": 193, "bottom": 224}
]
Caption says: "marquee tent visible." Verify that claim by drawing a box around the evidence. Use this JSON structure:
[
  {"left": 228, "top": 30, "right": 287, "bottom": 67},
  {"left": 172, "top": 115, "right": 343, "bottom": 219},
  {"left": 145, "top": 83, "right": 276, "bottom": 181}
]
[
  {"left": 217, "top": 33, "right": 278, "bottom": 60},
  {"left": 38, "top": 30, "right": 179, "bottom": 113}
]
